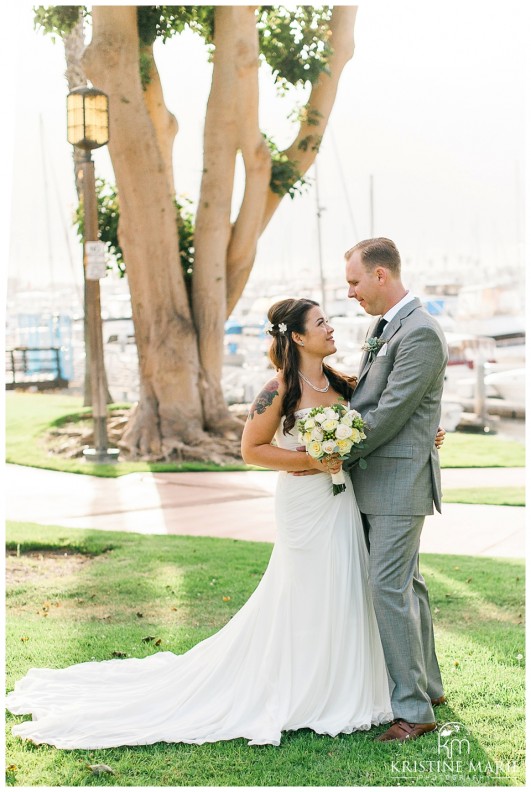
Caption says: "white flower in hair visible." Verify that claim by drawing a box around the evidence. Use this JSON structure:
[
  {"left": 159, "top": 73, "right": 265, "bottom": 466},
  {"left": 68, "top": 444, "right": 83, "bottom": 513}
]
[
  {"left": 265, "top": 322, "right": 274, "bottom": 334},
  {"left": 278, "top": 322, "right": 287, "bottom": 334}
]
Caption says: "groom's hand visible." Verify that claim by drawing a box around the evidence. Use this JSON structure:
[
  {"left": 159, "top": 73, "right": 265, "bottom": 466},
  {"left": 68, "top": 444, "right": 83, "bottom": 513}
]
[{"left": 435, "top": 426, "right": 446, "bottom": 449}]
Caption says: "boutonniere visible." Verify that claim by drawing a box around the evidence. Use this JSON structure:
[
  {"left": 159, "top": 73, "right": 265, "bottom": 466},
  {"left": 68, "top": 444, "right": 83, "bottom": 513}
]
[{"left": 361, "top": 337, "right": 386, "bottom": 360}]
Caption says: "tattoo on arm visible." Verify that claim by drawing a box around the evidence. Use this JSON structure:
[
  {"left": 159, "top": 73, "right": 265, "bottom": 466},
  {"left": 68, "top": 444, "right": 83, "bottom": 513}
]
[{"left": 248, "top": 380, "right": 279, "bottom": 420}]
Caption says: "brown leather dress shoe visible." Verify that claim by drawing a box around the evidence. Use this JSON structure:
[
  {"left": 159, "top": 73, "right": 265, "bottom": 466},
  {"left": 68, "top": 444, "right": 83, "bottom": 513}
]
[
  {"left": 376, "top": 719, "right": 437, "bottom": 742},
  {"left": 431, "top": 695, "right": 447, "bottom": 707}
]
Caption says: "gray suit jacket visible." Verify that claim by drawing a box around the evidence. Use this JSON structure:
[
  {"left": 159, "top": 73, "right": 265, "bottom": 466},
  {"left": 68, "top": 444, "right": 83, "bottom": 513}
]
[{"left": 348, "top": 298, "right": 448, "bottom": 516}]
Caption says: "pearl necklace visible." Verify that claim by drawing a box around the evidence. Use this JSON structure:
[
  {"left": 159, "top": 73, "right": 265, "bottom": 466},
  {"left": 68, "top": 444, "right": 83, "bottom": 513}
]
[{"left": 299, "top": 371, "right": 330, "bottom": 393}]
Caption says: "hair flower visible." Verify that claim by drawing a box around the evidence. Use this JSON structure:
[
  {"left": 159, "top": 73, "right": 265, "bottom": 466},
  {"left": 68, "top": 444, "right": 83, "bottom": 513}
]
[
  {"left": 265, "top": 322, "right": 274, "bottom": 335},
  {"left": 278, "top": 322, "right": 287, "bottom": 334}
]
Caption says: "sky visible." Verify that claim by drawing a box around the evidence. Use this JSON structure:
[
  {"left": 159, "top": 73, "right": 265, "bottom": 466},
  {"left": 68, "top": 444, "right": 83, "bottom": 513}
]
[{"left": 1, "top": 1, "right": 528, "bottom": 299}]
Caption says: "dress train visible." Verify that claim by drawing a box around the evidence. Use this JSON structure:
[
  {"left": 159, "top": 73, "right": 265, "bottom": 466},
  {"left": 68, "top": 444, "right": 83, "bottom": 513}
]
[{"left": 6, "top": 412, "right": 392, "bottom": 748}]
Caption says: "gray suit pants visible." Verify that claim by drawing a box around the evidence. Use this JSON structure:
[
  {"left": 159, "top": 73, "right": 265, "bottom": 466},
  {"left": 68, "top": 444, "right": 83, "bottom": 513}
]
[{"left": 362, "top": 513, "right": 444, "bottom": 723}]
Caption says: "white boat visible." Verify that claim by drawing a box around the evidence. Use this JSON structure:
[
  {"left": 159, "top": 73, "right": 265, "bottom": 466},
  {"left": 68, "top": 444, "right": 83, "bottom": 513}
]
[
  {"left": 484, "top": 368, "right": 525, "bottom": 405},
  {"left": 456, "top": 368, "right": 525, "bottom": 411},
  {"left": 440, "top": 400, "right": 464, "bottom": 432}
]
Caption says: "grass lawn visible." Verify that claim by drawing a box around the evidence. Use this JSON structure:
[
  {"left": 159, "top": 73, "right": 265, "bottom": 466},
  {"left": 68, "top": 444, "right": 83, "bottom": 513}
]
[
  {"left": 439, "top": 432, "right": 525, "bottom": 469},
  {"left": 5, "top": 392, "right": 526, "bottom": 477},
  {"left": 5, "top": 392, "right": 248, "bottom": 477},
  {"left": 5, "top": 522, "right": 525, "bottom": 787},
  {"left": 443, "top": 487, "right": 525, "bottom": 507}
]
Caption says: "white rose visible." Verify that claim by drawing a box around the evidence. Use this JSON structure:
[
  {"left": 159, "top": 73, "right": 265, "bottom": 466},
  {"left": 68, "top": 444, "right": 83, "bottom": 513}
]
[
  {"left": 322, "top": 439, "right": 337, "bottom": 455},
  {"left": 350, "top": 428, "right": 361, "bottom": 444},
  {"left": 304, "top": 417, "right": 316, "bottom": 430},
  {"left": 340, "top": 414, "right": 353, "bottom": 425},
  {"left": 303, "top": 431, "right": 313, "bottom": 444},
  {"left": 314, "top": 413, "right": 327, "bottom": 424},
  {"left": 337, "top": 439, "right": 353, "bottom": 455},
  {"left": 311, "top": 427, "right": 324, "bottom": 441},
  {"left": 322, "top": 418, "right": 339, "bottom": 432},
  {"left": 324, "top": 407, "right": 337, "bottom": 420},
  {"left": 360, "top": 431, "right": 367, "bottom": 440},
  {"left": 335, "top": 424, "right": 352, "bottom": 440},
  {"left": 348, "top": 409, "right": 362, "bottom": 420},
  {"left": 307, "top": 440, "right": 323, "bottom": 459}
]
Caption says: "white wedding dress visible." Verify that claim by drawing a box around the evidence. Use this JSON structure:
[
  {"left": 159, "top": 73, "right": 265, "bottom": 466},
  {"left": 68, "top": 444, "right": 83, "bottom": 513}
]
[{"left": 6, "top": 410, "right": 393, "bottom": 749}]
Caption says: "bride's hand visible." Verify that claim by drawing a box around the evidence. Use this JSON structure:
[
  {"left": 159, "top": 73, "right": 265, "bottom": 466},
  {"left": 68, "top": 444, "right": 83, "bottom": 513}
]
[
  {"left": 435, "top": 426, "right": 446, "bottom": 449},
  {"left": 291, "top": 450, "right": 342, "bottom": 477}
]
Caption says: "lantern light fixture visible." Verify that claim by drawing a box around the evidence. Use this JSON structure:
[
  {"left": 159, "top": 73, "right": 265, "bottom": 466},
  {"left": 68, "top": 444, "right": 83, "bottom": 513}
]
[{"left": 67, "top": 86, "right": 109, "bottom": 151}]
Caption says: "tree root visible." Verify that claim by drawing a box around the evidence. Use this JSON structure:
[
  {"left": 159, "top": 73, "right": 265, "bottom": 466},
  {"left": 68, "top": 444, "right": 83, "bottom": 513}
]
[{"left": 43, "top": 408, "right": 245, "bottom": 465}]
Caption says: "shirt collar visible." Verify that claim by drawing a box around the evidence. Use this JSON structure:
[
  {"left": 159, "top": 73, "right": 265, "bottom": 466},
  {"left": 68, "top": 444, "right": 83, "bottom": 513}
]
[{"left": 382, "top": 291, "right": 416, "bottom": 323}]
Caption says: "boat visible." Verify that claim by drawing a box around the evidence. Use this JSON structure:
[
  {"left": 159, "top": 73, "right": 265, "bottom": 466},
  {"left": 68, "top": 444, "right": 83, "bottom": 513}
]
[{"left": 457, "top": 368, "right": 525, "bottom": 411}]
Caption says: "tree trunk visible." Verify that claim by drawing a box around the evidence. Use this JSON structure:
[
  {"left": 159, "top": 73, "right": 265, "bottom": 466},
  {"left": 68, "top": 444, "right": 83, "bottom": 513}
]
[
  {"left": 83, "top": 6, "right": 204, "bottom": 457},
  {"left": 63, "top": 11, "right": 113, "bottom": 407},
  {"left": 77, "top": 5, "right": 357, "bottom": 460},
  {"left": 193, "top": 6, "right": 269, "bottom": 435}
]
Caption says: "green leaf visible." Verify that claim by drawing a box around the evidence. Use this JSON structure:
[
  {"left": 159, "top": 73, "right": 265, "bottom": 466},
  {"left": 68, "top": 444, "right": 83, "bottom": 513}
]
[
  {"left": 137, "top": 6, "right": 215, "bottom": 46},
  {"left": 263, "top": 135, "right": 310, "bottom": 199},
  {"left": 73, "top": 178, "right": 196, "bottom": 286},
  {"left": 34, "top": 6, "right": 87, "bottom": 41},
  {"left": 257, "top": 6, "right": 333, "bottom": 91}
]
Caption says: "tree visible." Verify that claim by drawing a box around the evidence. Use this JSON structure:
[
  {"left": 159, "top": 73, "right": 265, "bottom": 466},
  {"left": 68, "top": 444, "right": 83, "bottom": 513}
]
[{"left": 38, "top": 5, "right": 357, "bottom": 460}]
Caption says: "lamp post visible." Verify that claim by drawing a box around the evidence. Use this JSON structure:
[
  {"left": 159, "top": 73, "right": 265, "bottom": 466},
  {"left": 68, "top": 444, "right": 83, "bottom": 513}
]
[{"left": 67, "top": 86, "right": 119, "bottom": 463}]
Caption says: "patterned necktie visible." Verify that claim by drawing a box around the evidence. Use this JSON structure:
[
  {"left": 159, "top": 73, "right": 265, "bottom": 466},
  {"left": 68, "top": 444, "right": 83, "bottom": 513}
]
[{"left": 374, "top": 318, "right": 388, "bottom": 338}]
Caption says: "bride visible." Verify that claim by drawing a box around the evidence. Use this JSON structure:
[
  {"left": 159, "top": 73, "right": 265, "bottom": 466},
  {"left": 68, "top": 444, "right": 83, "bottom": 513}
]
[{"left": 7, "top": 298, "right": 397, "bottom": 749}]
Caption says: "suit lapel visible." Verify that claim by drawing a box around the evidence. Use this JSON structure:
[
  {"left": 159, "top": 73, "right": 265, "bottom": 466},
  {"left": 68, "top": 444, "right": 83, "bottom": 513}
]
[
  {"left": 358, "top": 317, "right": 380, "bottom": 380},
  {"left": 357, "top": 298, "right": 423, "bottom": 383},
  {"left": 382, "top": 297, "right": 422, "bottom": 344}
]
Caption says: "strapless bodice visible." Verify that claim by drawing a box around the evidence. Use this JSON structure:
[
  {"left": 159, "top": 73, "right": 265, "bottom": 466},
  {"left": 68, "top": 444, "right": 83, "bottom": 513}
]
[{"left": 274, "top": 408, "right": 312, "bottom": 452}]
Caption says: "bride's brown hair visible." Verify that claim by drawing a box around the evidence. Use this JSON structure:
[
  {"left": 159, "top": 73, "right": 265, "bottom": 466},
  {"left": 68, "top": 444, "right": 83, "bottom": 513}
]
[{"left": 267, "top": 298, "right": 357, "bottom": 435}]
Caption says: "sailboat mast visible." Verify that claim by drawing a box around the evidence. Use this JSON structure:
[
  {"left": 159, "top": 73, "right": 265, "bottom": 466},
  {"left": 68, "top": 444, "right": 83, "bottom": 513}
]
[
  {"left": 369, "top": 173, "right": 375, "bottom": 237},
  {"left": 314, "top": 160, "right": 327, "bottom": 314},
  {"left": 39, "top": 114, "right": 55, "bottom": 291}
]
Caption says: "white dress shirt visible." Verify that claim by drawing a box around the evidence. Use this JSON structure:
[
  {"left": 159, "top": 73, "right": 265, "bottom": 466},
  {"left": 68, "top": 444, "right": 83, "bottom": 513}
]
[{"left": 381, "top": 291, "right": 416, "bottom": 323}]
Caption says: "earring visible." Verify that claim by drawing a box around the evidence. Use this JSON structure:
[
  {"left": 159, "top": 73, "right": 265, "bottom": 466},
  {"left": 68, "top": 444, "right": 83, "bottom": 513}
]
[{"left": 299, "top": 342, "right": 304, "bottom": 347}]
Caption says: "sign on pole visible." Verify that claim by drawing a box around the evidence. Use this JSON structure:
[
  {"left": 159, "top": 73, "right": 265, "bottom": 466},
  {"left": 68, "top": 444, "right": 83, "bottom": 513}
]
[{"left": 85, "top": 241, "right": 107, "bottom": 280}]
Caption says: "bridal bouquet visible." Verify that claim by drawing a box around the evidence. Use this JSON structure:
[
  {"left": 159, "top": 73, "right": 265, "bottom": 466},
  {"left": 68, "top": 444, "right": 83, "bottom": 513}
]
[{"left": 297, "top": 403, "right": 367, "bottom": 495}]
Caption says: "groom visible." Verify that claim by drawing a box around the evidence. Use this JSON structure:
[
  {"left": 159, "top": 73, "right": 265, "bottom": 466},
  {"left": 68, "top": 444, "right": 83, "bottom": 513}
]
[{"left": 345, "top": 237, "right": 447, "bottom": 742}]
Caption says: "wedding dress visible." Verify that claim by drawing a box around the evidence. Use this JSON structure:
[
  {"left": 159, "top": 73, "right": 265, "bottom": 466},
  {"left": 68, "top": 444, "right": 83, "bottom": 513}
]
[{"left": 6, "top": 409, "right": 393, "bottom": 749}]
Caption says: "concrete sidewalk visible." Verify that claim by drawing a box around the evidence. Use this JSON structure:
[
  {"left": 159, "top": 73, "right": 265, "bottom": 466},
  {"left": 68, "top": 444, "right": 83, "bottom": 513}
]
[{"left": 6, "top": 464, "right": 525, "bottom": 558}]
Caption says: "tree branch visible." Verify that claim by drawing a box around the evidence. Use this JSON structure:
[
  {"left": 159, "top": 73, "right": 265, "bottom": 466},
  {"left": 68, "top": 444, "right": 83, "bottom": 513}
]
[
  {"left": 260, "top": 5, "right": 357, "bottom": 233},
  {"left": 141, "top": 43, "right": 178, "bottom": 195},
  {"left": 225, "top": 10, "right": 272, "bottom": 317}
]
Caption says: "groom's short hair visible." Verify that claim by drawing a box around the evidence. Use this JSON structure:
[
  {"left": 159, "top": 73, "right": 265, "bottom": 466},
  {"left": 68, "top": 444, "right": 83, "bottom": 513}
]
[{"left": 345, "top": 237, "right": 401, "bottom": 275}]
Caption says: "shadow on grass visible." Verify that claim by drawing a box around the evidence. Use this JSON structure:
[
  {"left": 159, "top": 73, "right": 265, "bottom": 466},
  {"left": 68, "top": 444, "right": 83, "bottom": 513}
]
[
  {"left": 422, "top": 554, "right": 524, "bottom": 661},
  {"left": 5, "top": 528, "right": 525, "bottom": 786}
]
